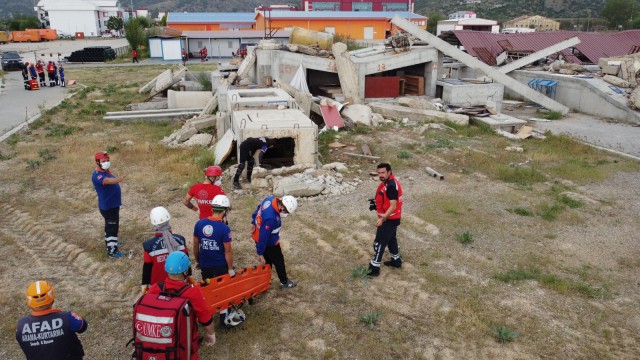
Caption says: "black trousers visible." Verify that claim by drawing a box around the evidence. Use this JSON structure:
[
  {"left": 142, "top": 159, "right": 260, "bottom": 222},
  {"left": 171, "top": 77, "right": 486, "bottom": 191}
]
[
  {"left": 201, "top": 265, "right": 227, "bottom": 280},
  {"left": 234, "top": 148, "right": 255, "bottom": 182},
  {"left": 264, "top": 244, "right": 288, "bottom": 284},
  {"left": 370, "top": 220, "right": 400, "bottom": 268},
  {"left": 99, "top": 207, "right": 120, "bottom": 253}
]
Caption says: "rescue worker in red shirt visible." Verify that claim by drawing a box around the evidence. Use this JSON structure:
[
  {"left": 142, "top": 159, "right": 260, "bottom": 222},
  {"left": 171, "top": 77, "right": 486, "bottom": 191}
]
[
  {"left": 131, "top": 49, "right": 139, "bottom": 63},
  {"left": 367, "top": 163, "right": 404, "bottom": 277},
  {"left": 141, "top": 207, "right": 190, "bottom": 294},
  {"left": 46, "top": 61, "right": 56, "bottom": 87},
  {"left": 16, "top": 281, "right": 88, "bottom": 360},
  {"left": 147, "top": 252, "right": 216, "bottom": 355},
  {"left": 35, "top": 60, "right": 46, "bottom": 87},
  {"left": 184, "top": 166, "right": 225, "bottom": 220}
]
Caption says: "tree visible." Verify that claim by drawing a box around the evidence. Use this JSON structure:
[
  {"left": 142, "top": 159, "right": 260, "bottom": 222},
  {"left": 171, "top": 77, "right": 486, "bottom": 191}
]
[
  {"left": 426, "top": 12, "right": 446, "bottom": 34},
  {"left": 160, "top": 14, "right": 167, "bottom": 26},
  {"left": 601, "top": 0, "right": 639, "bottom": 29},
  {"left": 7, "top": 14, "right": 40, "bottom": 31},
  {"left": 107, "top": 16, "right": 123, "bottom": 32},
  {"left": 124, "top": 18, "right": 146, "bottom": 51}
]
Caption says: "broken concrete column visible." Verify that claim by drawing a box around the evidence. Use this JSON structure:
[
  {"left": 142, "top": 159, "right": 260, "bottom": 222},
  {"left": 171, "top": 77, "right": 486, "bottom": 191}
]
[
  {"left": 198, "top": 92, "right": 219, "bottom": 118},
  {"left": 237, "top": 51, "right": 256, "bottom": 81},
  {"left": 369, "top": 102, "right": 469, "bottom": 125},
  {"left": 603, "top": 75, "right": 632, "bottom": 88},
  {"left": 341, "top": 104, "right": 372, "bottom": 126},
  {"left": 398, "top": 97, "right": 438, "bottom": 110},
  {"left": 186, "top": 116, "right": 216, "bottom": 131},
  {"left": 153, "top": 69, "right": 174, "bottom": 93},
  {"left": 497, "top": 37, "right": 581, "bottom": 74},
  {"left": 175, "top": 127, "right": 198, "bottom": 143},
  {"left": 391, "top": 15, "right": 570, "bottom": 115},
  {"left": 272, "top": 176, "right": 325, "bottom": 197},
  {"left": 332, "top": 42, "right": 361, "bottom": 105},
  {"left": 628, "top": 87, "right": 640, "bottom": 110}
]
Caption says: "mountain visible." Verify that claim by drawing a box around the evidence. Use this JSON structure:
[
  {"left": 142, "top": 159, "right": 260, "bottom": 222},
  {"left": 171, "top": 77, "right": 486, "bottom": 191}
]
[
  {"left": 414, "top": 0, "right": 608, "bottom": 21},
  {"left": 0, "top": 0, "right": 608, "bottom": 21}
]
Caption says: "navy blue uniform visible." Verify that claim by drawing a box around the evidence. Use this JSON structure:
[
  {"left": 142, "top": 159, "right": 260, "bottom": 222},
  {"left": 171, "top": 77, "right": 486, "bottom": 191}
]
[
  {"left": 193, "top": 218, "right": 232, "bottom": 279},
  {"left": 92, "top": 167, "right": 123, "bottom": 256},
  {"left": 16, "top": 309, "right": 87, "bottom": 360}
]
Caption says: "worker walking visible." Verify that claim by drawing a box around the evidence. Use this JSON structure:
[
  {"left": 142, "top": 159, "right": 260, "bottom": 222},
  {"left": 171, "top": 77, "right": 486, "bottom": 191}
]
[
  {"left": 233, "top": 137, "right": 271, "bottom": 189},
  {"left": 251, "top": 195, "right": 298, "bottom": 288},
  {"left": 184, "top": 166, "right": 226, "bottom": 219},
  {"left": 132, "top": 49, "right": 139, "bottom": 63},
  {"left": 367, "top": 163, "right": 404, "bottom": 277},
  {"left": 141, "top": 207, "right": 190, "bottom": 293},
  {"left": 16, "top": 281, "right": 88, "bottom": 360},
  {"left": 145, "top": 252, "right": 217, "bottom": 356},
  {"left": 91, "top": 151, "right": 126, "bottom": 259},
  {"left": 193, "top": 194, "right": 244, "bottom": 328}
]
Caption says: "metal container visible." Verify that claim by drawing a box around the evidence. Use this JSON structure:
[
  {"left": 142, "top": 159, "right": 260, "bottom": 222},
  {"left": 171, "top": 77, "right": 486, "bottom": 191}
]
[{"left": 289, "top": 27, "right": 334, "bottom": 51}]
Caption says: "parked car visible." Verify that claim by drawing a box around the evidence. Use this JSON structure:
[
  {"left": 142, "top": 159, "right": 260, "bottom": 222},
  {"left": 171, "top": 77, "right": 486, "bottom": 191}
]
[{"left": 1, "top": 51, "right": 24, "bottom": 71}]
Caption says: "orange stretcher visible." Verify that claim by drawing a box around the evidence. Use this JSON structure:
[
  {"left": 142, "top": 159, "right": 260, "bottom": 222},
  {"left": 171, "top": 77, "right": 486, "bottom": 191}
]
[{"left": 196, "top": 264, "right": 272, "bottom": 314}]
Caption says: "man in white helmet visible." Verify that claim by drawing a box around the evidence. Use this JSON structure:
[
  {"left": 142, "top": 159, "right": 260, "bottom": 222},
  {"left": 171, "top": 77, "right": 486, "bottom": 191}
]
[
  {"left": 141, "top": 207, "right": 190, "bottom": 294},
  {"left": 251, "top": 195, "right": 298, "bottom": 289}
]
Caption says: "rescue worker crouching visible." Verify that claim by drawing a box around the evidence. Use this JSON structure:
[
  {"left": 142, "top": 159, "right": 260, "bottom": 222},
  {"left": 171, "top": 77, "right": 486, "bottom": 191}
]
[
  {"left": 147, "top": 252, "right": 216, "bottom": 355},
  {"left": 193, "top": 194, "right": 244, "bottom": 329},
  {"left": 251, "top": 195, "right": 298, "bottom": 289},
  {"left": 233, "top": 137, "right": 272, "bottom": 190},
  {"left": 16, "top": 281, "right": 88, "bottom": 360},
  {"left": 141, "top": 206, "right": 190, "bottom": 294}
]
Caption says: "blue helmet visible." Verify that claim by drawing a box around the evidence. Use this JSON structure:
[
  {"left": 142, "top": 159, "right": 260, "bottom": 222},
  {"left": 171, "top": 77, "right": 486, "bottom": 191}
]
[{"left": 165, "top": 252, "right": 191, "bottom": 275}]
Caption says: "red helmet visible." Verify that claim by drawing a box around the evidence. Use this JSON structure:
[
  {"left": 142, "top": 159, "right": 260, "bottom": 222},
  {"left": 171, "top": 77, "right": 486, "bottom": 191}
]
[
  {"left": 205, "top": 166, "right": 222, "bottom": 177},
  {"left": 95, "top": 151, "right": 110, "bottom": 161}
]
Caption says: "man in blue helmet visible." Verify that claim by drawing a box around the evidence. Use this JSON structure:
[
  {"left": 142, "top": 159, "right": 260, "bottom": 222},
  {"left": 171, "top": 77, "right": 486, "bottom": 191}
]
[{"left": 146, "top": 252, "right": 216, "bottom": 357}]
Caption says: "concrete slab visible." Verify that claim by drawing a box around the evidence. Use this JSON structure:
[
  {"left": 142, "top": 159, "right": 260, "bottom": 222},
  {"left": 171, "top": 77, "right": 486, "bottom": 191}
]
[
  {"left": 437, "top": 80, "right": 504, "bottom": 112},
  {"left": 472, "top": 113, "right": 527, "bottom": 133},
  {"left": 369, "top": 102, "right": 469, "bottom": 125},
  {"left": 227, "top": 88, "right": 294, "bottom": 111},
  {"left": 168, "top": 90, "right": 213, "bottom": 109}
]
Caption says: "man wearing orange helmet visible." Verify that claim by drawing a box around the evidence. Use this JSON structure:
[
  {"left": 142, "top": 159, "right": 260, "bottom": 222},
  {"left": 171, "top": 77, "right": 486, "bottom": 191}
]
[
  {"left": 16, "top": 281, "right": 88, "bottom": 359},
  {"left": 184, "top": 166, "right": 225, "bottom": 220},
  {"left": 92, "top": 151, "right": 126, "bottom": 258}
]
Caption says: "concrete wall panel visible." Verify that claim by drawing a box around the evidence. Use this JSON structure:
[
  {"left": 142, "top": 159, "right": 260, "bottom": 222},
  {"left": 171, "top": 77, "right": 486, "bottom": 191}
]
[{"left": 167, "top": 90, "right": 213, "bottom": 109}]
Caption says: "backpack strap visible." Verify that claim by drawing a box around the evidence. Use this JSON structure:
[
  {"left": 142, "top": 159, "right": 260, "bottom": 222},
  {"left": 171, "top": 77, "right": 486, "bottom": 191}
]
[{"left": 158, "top": 282, "right": 191, "bottom": 298}]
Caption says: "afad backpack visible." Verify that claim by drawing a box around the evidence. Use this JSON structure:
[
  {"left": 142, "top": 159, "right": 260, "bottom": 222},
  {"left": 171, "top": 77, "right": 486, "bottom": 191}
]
[{"left": 132, "top": 282, "right": 197, "bottom": 360}]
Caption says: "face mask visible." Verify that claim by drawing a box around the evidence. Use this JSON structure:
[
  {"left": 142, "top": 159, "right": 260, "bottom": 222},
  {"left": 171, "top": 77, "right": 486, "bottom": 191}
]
[
  {"left": 101, "top": 161, "right": 111, "bottom": 170},
  {"left": 214, "top": 178, "right": 222, "bottom": 186},
  {"left": 280, "top": 213, "right": 288, "bottom": 218}
]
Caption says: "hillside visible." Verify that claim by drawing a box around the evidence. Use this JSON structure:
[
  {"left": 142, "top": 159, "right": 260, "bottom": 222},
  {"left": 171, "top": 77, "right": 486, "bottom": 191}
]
[{"left": 1, "top": 0, "right": 607, "bottom": 20}]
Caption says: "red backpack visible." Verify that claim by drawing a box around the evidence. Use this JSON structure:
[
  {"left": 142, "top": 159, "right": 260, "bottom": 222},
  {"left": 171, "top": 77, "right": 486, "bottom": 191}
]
[{"left": 132, "top": 283, "right": 198, "bottom": 360}]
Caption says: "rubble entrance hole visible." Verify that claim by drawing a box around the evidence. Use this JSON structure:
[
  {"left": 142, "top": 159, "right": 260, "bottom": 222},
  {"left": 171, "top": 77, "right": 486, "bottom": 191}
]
[{"left": 262, "top": 137, "right": 295, "bottom": 169}]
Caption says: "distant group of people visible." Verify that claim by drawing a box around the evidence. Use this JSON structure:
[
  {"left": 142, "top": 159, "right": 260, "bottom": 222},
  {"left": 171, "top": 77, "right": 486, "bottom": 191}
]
[
  {"left": 16, "top": 137, "right": 406, "bottom": 359},
  {"left": 22, "top": 60, "right": 65, "bottom": 89}
]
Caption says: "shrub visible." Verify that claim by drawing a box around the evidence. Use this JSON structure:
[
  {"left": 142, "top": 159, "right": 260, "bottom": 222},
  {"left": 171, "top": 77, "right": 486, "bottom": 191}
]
[
  {"left": 493, "top": 326, "right": 520, "bottom": 343},
  {"left": 543, "top": 111, "right": 563, "bottom": 120},
  {"left": 507, "top": 207, "right": 534, "bottom": 216},
  {"left": 26, "top": 159, "right": 42, "bottom": 169},
  {"left": 559, "top": 194, "right": 584, "bottom": 209},
  {"left": 455, "top": 231, "right": 474, "bottom": 245},
  {"left": 397, "top": 151, "right": 412, "bottom": 159},
  {"left": 350, "top": 267, "right": 370, "bottom": 285},
  {"left": 358, "top": 312, "right": 383, "bottom": 330},
  {"left": 539, "top": 202, "right": 564, "bottom": 221},
  {"left": 46, "top": 124, "right": 79, "bottom": 138},
  {"left": 37, "top": 149, "right": 57, "bottom": 161},
  {"left": 497, "top": 166, "right": 546, "bottom": 185}
]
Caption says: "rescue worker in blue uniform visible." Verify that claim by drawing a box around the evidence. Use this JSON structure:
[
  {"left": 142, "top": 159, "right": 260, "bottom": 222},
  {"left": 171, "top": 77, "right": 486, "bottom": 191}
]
[
  {"left": 251, "top": 195, "right": 298, "bottom": 288},
  {"left": 16, "top": 280, "right": 88, "bottom": 360},
  {"left": 92, "top": 151, "right": 125, "bottom": 258}
]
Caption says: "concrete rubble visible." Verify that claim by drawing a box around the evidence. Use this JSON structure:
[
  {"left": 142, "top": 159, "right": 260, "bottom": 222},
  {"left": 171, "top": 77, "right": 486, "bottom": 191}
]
[{"left": 369, "top": 102, "right": 469, "bottom": 125}]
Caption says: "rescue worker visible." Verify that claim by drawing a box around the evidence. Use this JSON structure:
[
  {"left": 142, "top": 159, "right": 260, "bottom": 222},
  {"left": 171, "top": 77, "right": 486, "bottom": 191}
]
[
  {"left": 233, "top": 137, "right": 271, "bottom": 189},
  {"left": 47, "top": 61, "right": 56, "bottom": 87},
  {"left": 147, "top": 252, "right": 216, "bottom": 355},
  {"left": 91, "top": 151, "right": 125, "bottom": 258},
  {"left": 181, "top": 48, "right": 187, "bottom": 66},
  {"left": 28, "top": 62, "right": 37, "bottom": 80},
  {"left": 131, "top": 48, "right": 139, "bottom": 63},
  {"left": 16, "top": 281, "right": 88, "bottom": 360},
  {"left": 184, "top": 166, "right": 225, "bottom": 220},
  {"left": 367, "top": 163, "right": 404, "bottom": 277},
  {"left": 251, "top": 195, "right": 298, "bottom": 288},
  {"left": 141, "top": 207, "right": 190, "bottom": 293},
  {"left": 58, "top": 65, "right": 66, "bottom": 87},
  {"left": 35, "top": 60, "right": 46, "bottom": 87},
  {"left": 53, "top": 62, "right": 59, "bottom": 86},
  {"left": 193, "top": 195, "right": 243, "bottom": 328}
]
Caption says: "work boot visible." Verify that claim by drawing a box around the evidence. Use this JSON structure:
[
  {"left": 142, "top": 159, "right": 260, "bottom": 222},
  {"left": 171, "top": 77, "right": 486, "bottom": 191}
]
[
  {"left": 108, "top": 250, "right": 125, "bottom": 259},
  {"left": 367, "top": 265, "right": 380, "bottom": 277},
  {"left": 233, "top": 181, "right": 242, "bottom": 190},
  {"left": 383, "top": 259, "right": 402, "bottom": 268}
]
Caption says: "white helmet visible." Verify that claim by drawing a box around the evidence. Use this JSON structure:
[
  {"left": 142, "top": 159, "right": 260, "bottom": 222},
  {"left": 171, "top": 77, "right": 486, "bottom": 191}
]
[
  {"left": 150, "top": 206, "right": 171, "bottom": 226},
  {"left": 224, "top": 309, "right": 245, "bottom": 327},
  {"left": 281, "top": 195, "right": 298, "bottom": 214},
  {"left": 212, "top": 195, "right": 230, "bottom": 211}
]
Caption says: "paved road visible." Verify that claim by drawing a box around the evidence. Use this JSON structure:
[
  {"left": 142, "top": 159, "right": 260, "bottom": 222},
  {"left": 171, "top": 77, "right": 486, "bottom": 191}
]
[{"left": 0, "top": 70, "right": 69, "bottom": 137}]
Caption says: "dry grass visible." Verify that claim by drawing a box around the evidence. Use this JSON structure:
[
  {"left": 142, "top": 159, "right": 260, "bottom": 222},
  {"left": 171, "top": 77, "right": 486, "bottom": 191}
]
[{"left": 0, "top": 65, "right": 639, "bottom": 359}]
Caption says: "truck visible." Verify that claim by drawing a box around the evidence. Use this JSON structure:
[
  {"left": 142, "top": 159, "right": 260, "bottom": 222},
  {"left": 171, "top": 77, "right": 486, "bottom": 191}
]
[
  {"left": 0, "top": 31, "right": 8, "bottom": 44},
  {"left": 27, "top": 28, "right": 58, "bottom": 41},
  {"left": 9, "top": 30, "right": 42, "bottom": 43}
]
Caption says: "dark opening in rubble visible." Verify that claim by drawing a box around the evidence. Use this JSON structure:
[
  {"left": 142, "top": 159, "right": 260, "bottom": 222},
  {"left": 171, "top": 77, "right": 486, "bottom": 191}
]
[
  {"left": 261, "top": 137, "right": 295, "bottom": 169},
  {"left": 307, "top": 69, "right": 342, "bottom": 101}
]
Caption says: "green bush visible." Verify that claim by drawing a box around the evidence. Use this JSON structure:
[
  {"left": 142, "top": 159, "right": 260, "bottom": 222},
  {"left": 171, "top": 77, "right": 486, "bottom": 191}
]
[
  {"left": 358, "top": 312, "right": 383, "bottom": 330},
  {"left": 497, "top": 166, "right": 546, "bottom": 185},
  {"left": 26, "top": 159, "right": 42, "bottom": 169},
  {"left": 539, "top": 202, "right": 564, "bottom": 221},
  {"left": 543, "top": 111, "right": 563, "bottom": 120},
  {"left": 493, "top": 326, "right": 520, "bottom": 343},
  {"left": 559, "top": 194, "right": 584, "bottom": 208},
  {"left": 37, "top": 149, "right": 57, "bottom": 161},
  {"left": 46, "top": 124, "right": 79, "bottom": 138},
  {"left": 507, "top": 207, "right": 534, "bottom": 216},
  {"left": 455, "top": 231, "right": 474, "bottom": 245},
  {"left": 397, "top": 151, "right": 412, "bottom": 159}
]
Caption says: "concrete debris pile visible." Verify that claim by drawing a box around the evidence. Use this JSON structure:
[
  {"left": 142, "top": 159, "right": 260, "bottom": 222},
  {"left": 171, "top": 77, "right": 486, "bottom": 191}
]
[
  {"left": 161, "top": 116, "right": 216, "bottom": 148},
  {"left": 228, "top": 163, "right": 361, "bottom": 198},
  {"left": 545, "top": 61, "right": 587, "bottom": 75},
  {"left": 598, "top": 53, "right": 640, "bottom": 110}
]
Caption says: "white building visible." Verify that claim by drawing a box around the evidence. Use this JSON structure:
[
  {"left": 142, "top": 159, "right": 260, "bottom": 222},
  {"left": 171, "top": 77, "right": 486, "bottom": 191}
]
[
  {"left": 35, "top": 0, "right": 123, "bottom": 36},
  {"left": 437, "top": 11, "right": 499, "bottom": 35}
]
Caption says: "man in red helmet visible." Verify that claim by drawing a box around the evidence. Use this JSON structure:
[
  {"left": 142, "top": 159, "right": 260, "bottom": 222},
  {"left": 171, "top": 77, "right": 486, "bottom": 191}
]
[
  {"left": 91, "top": 151, "right": 126, "bottom": 258},
  {"left": 184, "top": 166, "right": 226, "bottom": 220}
]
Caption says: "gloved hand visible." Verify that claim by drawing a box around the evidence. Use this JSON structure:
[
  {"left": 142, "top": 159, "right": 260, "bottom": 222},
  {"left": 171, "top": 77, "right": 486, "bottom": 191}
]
[
  {"left": 368, "top": 199, "right": 376, "bottom": 211},
  {"left": 228, "top": 268, "right": 236, "bottom": 277},
  {"left": 204, "top": 333, "right": 216, "bottom": 347}
]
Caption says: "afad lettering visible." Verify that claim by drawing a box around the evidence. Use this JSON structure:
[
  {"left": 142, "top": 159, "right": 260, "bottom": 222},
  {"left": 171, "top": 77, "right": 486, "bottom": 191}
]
[{"left": 22, "top": 318, "right": 63, "bottom": 334}]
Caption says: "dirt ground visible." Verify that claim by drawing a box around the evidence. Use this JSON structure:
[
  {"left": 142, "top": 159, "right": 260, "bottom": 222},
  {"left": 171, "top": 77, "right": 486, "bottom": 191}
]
[{"left": 0, "top": 65, "right": 639, "bottom": 359}]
